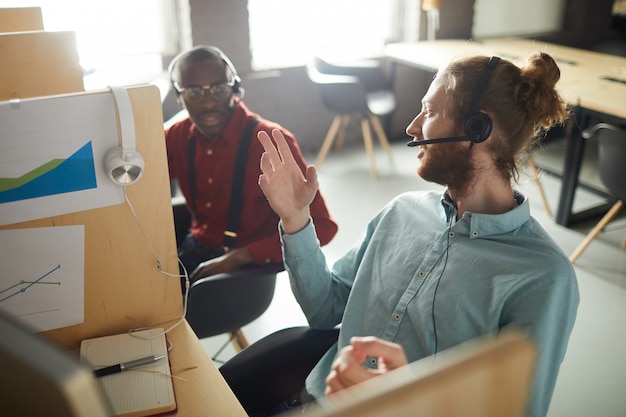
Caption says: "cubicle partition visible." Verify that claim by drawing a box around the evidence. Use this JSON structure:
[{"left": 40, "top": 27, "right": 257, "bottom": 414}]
[{"left": 0, "top": 10, "right": 247, "bottom": 416}]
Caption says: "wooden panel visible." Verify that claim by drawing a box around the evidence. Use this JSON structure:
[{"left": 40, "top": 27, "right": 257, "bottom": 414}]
[
  {"left": 300, "top": 331, "right": 537, "bottom": 417},
  {"left": 0, "top": 7, "right": 44, "bottom": 32},
  {"left": 0, "top": 31, "right": 84, "bottom": 100},
  {"left": 0, "top": 27, "right": 247, "bottom": 415},
  {"left": 0, "top": 86, "right": 182, "bottom": 349}
]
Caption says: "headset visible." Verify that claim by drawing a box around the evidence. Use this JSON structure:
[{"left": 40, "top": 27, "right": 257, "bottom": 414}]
[
  {"left": 104, "top": 86, "right": 145, "bottom": 186},
  {"left": 407, "top": 56, "right": 501, "bottom": 147},
  {"left": 103, "top": 86, "right": 188, "bottom": 339},
  {"left": 168, "top": 45, "right": 243, "bottom": 98}
]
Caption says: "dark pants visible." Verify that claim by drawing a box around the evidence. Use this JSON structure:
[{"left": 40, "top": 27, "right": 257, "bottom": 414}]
[
  {"left": 219, "top": 326, "right": 340, "bottom": 416},
  {"left": 177, "top": 233, "right": 224, "bottom": 289}
]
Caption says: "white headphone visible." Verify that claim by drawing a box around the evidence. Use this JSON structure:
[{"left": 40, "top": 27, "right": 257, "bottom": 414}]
[{"left": 104, "top": 86, "right": 145, "bottom": 186}]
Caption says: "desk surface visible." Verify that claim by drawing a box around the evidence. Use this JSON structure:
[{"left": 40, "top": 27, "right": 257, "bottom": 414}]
[
  {"left": 165, "top": 320, "right": 247, "bottom": 416},
  {"left": 386, "top": 38, "right": 626, "bottom": 119}
]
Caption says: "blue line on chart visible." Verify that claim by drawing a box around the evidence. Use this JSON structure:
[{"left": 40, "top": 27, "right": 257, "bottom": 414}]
[{"left": 0, "top": 264, "right": 62, "bottom": 303}]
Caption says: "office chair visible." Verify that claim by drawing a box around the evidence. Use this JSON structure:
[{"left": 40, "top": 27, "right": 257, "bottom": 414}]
[
  {"left": 307, "top": 55, "right": 396, "bottom": 179},
  {"left": 219, "top": 326, "right": 340, "bottom": 415},
  {"left": 172, "top": 198, "right": 284, "bottom": 355},
  {"left": 570, "top": 123, "right": 626, "bottom": 263}
]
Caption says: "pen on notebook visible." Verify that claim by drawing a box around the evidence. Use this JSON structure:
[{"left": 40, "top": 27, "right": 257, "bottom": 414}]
[{"left": 94, "top": 355, "right": 165, "bottom": 378}]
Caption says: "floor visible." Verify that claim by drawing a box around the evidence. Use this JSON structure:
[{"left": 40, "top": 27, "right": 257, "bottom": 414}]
[{"left": 199, "top": 136, "right": 626, "bottom": 417}]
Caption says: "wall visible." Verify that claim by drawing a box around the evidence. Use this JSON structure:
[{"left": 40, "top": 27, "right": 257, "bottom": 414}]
[
  {"left": 473, "top": 0, "right": 567, "bottom": 38},
  {"left": 536, "top": 0, "right": 623, "bottom": 49}
]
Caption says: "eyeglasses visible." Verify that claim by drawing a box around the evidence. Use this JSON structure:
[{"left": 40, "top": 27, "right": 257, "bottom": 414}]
[{"left": 174, "top": 80, "right": 235, "bottom": 103}]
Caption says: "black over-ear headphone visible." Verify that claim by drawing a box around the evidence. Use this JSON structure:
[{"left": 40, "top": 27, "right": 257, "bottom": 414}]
[
  {"left": 169, "top": 46, "right": 243, "bottom": 98},
  {"left": 104, "top": 86, "right": 145, "bottom": 186},
  {"left": 464, "top": 56, "right": 500, "bottom": 144},
  {"left": 406, "top": 56, "right": 501, "bottom": 147}
]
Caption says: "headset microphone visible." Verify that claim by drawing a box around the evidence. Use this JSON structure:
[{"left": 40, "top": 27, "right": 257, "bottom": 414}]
[{"left": 407, "top": 135, "right": 478, "bottom": 147}]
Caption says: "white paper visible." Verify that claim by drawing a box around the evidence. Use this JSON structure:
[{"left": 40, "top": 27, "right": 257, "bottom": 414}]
[
  {"left": 0, "top": 226, "right": 85, "bottom": 331},
  {"left": 0, "top": 91, "right": 124, "bottom": 226}
]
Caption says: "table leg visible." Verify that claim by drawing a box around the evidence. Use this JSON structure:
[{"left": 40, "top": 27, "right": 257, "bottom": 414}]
[{"left": 555, "top": 108, "right": 588, "bottom": 227}]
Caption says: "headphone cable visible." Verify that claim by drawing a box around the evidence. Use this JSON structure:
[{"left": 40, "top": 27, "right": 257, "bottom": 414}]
[{"left": 123, "top": 189, "right": 190, "bottom": 341}]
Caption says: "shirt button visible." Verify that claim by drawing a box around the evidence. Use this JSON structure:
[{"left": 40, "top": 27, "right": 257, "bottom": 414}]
[
  {"left": 418, "top": 271, "right": 425, "bottom": 278},
  {"left": 472, "top": 231, "right": 479, "bottom": 237},
  {"left": 393, "top": 313, "right": 401, "bottom": 321},
  {"left": 207, "top": 178, "right": 213, "bottom": 184},
  {"left": 207, "top": 149, "right": 213, "bottom": 156},
  {"left": 205, "top": 202, "right": 212, "bottom": 208},
  {"left": 202, "top": 224, "right": 208, "bottom": 229},
  {"left": 265, "top": 258, "right": 271, "bottom": 263},
  {"left": 449, "top": 231, "right": 455, "bottom": 238}
]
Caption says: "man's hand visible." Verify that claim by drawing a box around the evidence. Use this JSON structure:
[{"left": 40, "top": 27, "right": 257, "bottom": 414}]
[
  {"left": 189, "top": 247, "right": 253, "bottom": 282},
  {"left": 258, "top": 129, "right": 317, "bottom": 235},
  {"left": 325, "top": 336, "right": 408, "bottom": 396}
]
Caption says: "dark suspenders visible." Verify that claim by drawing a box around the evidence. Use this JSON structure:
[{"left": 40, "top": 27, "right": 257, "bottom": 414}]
[{"left": 186, "top": 117, "right": 261, "bottom": 251}]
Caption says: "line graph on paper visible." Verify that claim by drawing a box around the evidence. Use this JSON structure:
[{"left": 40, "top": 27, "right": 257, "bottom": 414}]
[{"left": 0, "top": 226, "right": 85, "bottom": 331}]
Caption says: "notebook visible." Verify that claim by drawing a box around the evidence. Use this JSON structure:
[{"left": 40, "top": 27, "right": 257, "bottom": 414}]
[{"left": 80, "top": 328, "right": 177, "bottom": 417}]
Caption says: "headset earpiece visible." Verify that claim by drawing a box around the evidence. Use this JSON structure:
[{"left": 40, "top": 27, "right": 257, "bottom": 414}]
[
  {"left": 104, "top": 86, "right": 145, "bottom": 186},
  {"left": 464, "top": 56, "right": 500, "bottom": 144},
  {"left": 465, "top": 112, "right": 493, "bottom": 143}
]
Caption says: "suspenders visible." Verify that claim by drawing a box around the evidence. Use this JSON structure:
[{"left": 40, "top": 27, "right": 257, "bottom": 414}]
[{"left": 186, "top": 118, "right": 261, "bottom": 251}]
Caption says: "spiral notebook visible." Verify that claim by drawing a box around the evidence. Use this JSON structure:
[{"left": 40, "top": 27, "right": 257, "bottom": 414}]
[{"left": 80, "top": 328, "right": 177, "bottom": 417}]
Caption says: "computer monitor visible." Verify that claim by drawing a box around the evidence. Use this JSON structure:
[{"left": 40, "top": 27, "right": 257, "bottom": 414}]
[{"left": 0, "top": 312, "right": 112, "bottom": 417}]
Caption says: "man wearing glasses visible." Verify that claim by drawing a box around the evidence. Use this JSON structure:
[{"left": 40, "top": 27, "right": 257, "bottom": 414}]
[{"left": 165, "top": 46, "right": 337, "bottom": 283}]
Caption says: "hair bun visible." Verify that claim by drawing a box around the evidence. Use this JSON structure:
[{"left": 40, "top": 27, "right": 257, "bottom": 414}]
[{"left": 516, "top": 52, "right": 567, "bottom": 130}]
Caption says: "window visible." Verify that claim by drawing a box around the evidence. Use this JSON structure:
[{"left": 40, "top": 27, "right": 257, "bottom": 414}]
[
  {"left": 248, "top": 0, "right": 397, "bottom": 70},
  {"left": 0, "top": 0, "right": 177, "bottom": 87}
]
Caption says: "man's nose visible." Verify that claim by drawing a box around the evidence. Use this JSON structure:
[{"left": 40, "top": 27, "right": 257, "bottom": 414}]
[{"left": 406, "top": 116, "right": 421, "bottom": 137}]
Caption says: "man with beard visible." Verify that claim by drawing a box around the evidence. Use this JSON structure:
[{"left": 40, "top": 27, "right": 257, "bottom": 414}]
[
  {"left": 252, "top": 52, "right": 579, "bottom": 417},
  {"left": 165, "top": 46, "right": 337, "bottom": 282}
]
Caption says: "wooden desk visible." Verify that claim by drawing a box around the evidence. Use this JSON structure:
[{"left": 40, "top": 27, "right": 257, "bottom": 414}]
[
  {"left": 167, "top": 320, "right": 247, "bottom": 416},
  {"left": 386, "top": 38, "right": 626, "bottom": 227}
]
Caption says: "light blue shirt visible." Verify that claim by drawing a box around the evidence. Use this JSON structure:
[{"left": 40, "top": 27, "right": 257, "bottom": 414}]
[{"left": 281, "top": 190, "right": 579, "bottom": 417}]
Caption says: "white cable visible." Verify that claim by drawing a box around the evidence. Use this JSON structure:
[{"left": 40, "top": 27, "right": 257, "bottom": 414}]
[{"left": 122, "top": 188, "right": 191, "bottom": 340}]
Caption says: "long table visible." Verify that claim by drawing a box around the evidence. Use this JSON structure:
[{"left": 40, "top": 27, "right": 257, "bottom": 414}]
[{"left": 386, "top": 38, "right": 626, "bottom": 227}]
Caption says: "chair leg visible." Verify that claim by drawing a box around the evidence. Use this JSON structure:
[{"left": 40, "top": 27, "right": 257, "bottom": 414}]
[
  {"left": 526, "top": 155, "right": 552, "bottom": 217},
  {"left": 360, "top": 117, "right": 378, "bottom": 179},
  {"left": 369, "top": 114, "right": 394, "bottom": 164},
  {"left": 570, "top": 200, "right": 624, "bottom": 263},
  {"left": 316, "top": 114, "right": 344, "bottom": 168},
  {"left": 333, "top": 114, "right": 350, "bottom": 152},
  {"left": 229, "top": 328, "right": 250, "bottom": 352}
]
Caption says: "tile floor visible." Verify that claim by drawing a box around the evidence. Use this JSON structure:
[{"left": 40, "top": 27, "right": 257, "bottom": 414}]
[{"left": 199, "top": 137, "right": 626, "bottom": 417}]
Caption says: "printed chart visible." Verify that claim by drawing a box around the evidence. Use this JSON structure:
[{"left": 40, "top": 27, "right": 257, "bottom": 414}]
[
  {"left": 0, "top": 226, "right": 84, "bottom": 331},
  {"left": 0, "top": 141, "right": 97, "bottom": 203},
  {"left": 0, "top": 91, "right": 125, "bottom": 226}
]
